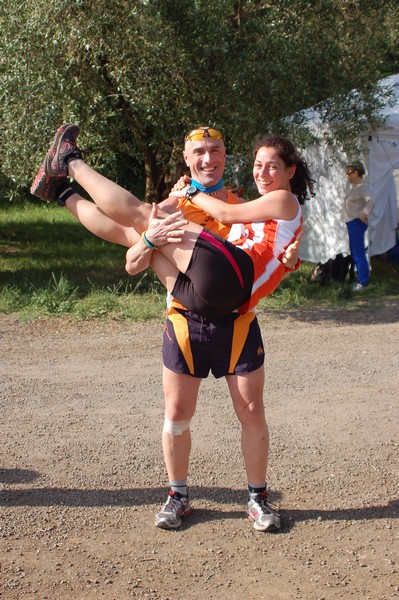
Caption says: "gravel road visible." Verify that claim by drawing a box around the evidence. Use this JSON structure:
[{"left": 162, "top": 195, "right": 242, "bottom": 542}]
[{"left": 1, "top": 300, "right": 398, "bottom": 599}]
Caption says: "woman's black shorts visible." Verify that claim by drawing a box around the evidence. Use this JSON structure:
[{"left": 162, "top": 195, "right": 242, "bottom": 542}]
[{"left": 171, "top": 229, "right": 254, "bottom": 318}]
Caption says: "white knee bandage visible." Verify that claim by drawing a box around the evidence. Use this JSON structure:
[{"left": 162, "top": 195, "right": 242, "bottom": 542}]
[{"left": 163, "top": 417, "right": 191, "bottom": 436}]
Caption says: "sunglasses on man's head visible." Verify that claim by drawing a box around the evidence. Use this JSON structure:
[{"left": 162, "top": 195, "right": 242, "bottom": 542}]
[{"left": 185, "top": 127, "right": 223, "bottom": 142}]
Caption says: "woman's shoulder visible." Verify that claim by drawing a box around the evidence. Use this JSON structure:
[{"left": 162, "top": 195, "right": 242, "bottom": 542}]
[
  {"left": 257, "top": 189, "right": 295, "bottom": 202},
  {"left": 258, "top": 189, "right": 299, "bottom": 221}
]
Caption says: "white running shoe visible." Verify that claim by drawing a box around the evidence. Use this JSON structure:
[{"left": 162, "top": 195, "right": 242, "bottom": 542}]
[
  {"left": 246, "top": 491, "right": 281, "bottom": 531},
  {"left": 155, "top": 489, "right": 192, "bottom": 529}
]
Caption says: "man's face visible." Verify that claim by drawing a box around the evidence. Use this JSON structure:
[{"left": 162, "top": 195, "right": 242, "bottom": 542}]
[{"left": 183, "top": 138, "right": 226, "bottom": 187}]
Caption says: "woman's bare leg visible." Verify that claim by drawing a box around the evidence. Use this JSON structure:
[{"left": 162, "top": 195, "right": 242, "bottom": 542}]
[
  {"left": 62, "top": 191, "right": 154, "bottom": 276},
  {"left": 65, "top": 192, "right": 138, "bottom": 247},
  {"left": 68, "top": 159, "right": 203, "bottom": 274},
  {"left": 68, "top": 159, "right": 152, "bottom": 229},
  {"left": 62, "top": 190, "right": 182, "bottom": 289}
]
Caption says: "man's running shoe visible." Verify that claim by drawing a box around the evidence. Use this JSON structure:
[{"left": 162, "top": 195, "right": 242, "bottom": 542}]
[
  {"left": 45, "top": 123, "right": 82, "bottom": 176},
  {"left": 246, "top": 491, "right": 281, "bottom": 532},
  {"left": 155, "top": 489, "right": 192, "bottom": 529},
  {"left": 30, "top": 162, "right": 71, "bottom": 206}
]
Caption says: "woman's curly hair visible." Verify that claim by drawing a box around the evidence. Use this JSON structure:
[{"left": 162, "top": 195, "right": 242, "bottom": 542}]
[{"left": 253, "top": 134, "right": 315, "bottom": 205}]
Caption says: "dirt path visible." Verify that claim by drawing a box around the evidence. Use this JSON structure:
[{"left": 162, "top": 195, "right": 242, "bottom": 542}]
[{"left": 1, "top": 301, "right": 398, "bottom": 600}]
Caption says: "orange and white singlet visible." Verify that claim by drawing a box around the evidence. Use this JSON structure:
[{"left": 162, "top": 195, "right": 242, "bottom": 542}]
[
  {"left": 227, "top": 196, "right": 302, "bottom": 313},
  {"left": 169, "top": 191, "right": 238, "bottom": 311}
]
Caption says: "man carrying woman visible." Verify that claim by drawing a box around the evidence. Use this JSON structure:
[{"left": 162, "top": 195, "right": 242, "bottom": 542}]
[{"left": 31, "top": 124, "right": 312, "bottom": 531}]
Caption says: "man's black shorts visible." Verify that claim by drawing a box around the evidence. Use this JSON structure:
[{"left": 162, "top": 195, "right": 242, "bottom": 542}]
[{"left": 162, "top": 308, "right": 265, "bottom": 379}]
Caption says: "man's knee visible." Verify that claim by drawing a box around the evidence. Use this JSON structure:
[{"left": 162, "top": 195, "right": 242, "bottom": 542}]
[{"left": 163, "top": 417, "right": 191, "bottom": 436}]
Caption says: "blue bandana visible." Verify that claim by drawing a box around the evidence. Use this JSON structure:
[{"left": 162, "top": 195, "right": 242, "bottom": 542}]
[{"left": 191, "top": 178, "right": 224, "bottom": 194}]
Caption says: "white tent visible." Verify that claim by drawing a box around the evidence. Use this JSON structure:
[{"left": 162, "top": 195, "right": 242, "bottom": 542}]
[{"left": 300, "top": 74, "right": 399, "bottom": 264}]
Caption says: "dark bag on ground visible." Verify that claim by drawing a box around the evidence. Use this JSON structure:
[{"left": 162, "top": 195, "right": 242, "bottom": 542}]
[
  {"left": 309, "top": 253, "right": 355, "bottom": 285},
  {"left": 387, "top": 237, "right": 399, "bottom": 265}
]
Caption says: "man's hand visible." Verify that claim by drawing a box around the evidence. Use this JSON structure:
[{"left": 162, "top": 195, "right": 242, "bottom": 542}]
[
  {"left": 145, "top": 202, "right": 188, "bottom": 247},
  {"left": 359, "top": 212, "right": 368, "bottom": 224}
]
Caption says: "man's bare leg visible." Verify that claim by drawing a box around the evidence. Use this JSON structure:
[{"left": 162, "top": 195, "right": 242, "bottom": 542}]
[
  {"left": 155, "top": 368, "right": 201, "bottom": 530},
  {"left": 227, "top": 367, "right": 280, "bottom": 531},
  {"left": 227, "top": 367, "right": 268, "bottom": 486}
]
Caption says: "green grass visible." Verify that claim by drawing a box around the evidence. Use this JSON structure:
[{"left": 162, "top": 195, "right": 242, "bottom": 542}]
[
  {"left": 257, "top": 256, "right": 398, "bottom": 313},
  {"left": 0, "top": 201, "right": 166, "bottom": 320},
  {"left": 1, "top": 201, "right": 398, "bottom": 321}
]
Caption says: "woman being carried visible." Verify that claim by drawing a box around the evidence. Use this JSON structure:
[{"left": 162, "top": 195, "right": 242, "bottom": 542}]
[{"left": 31, "top": 125, "right": 314, "bottom": 317}]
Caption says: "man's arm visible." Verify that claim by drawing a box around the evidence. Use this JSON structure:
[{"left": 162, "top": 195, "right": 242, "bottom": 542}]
[{"left": 125, "top": 240, "right": 154, "bottom": 276}]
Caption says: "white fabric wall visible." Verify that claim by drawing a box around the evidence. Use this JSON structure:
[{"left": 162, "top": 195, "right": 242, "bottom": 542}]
[
  {"left": 300, "top": 145, "right": 350, "bottom": 264},
  {"left": 367, "top": 127, "right": 399, "bottom": 256},
  {"left": 299, "top": 74, "right": 399, "bottom": 264}
]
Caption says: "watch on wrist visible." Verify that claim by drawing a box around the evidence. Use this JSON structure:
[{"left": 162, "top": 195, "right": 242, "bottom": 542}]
[{"left": 185, "top": 185, "right": 199, "bottom": 200}]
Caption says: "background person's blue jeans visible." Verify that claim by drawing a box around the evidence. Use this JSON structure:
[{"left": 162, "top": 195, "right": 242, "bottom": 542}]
[{"left": 346, "top": 218, "right": 369, "bottom": 285}]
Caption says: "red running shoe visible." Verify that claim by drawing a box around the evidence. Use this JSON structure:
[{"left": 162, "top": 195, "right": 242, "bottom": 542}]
[
  {"left": 30, "top": 161, "right": 70, "bottom": 205},
  {"left": 45, "top": 123, "right": 82, "bottom": 176}
]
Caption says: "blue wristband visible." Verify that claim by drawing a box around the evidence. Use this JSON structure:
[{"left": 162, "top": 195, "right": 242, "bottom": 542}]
[{"left": 141, "top": 231, "right": 157, "bottom": 249}]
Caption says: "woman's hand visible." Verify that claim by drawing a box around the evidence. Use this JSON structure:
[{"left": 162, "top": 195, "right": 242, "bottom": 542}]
[
  {"left": 281, "top": 232, "right": 302, "bottom": 269},
  {"left": 169, "top": 185, "right": 189, "bottom": 199},
  {"left": 145, "top": 203, "right": 187, "bottom": 247},
  {"left": 171, "top": 174, "right": 191, "bottom": 193}
]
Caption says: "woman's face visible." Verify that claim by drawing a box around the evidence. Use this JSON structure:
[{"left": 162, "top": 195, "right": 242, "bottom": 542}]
[{"left": 253, "top": 146, "right": 295, "bottom": 195}]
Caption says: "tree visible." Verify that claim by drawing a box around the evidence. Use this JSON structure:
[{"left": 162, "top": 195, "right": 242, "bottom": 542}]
[{"left": 0, "top": 0, "right": 397, "bottom": 202}]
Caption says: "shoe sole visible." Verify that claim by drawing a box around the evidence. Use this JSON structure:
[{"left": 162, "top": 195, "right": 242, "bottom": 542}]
[
  {"left": 45, "top": 123, "right": 80, "bottom": 176},
  {"left": 155, "top": 506, "right": 193, "bottom": 530},
  {"left": 246, "top": 512, "right": 281, "bottom": 532},
  {"left": 155, "top": 519, "right": 182, "bottom": 530},
  {"left": 30, "top": 164, "right": 47, "bottom": 198}
]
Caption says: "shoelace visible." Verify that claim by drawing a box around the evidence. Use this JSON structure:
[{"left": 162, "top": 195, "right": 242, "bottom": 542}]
[{"left": 165, "top": 494, "right": 184, "bottom": 512}]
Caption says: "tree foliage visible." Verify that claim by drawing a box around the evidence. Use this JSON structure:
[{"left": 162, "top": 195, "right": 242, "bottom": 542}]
[{"left": 0, "top": 0, "right": 397, "bottom": 202}]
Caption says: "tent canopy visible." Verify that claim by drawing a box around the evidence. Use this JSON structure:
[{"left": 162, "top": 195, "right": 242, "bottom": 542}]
[{"left": 300, "top": 74, "right": 399, "bottom": 264}]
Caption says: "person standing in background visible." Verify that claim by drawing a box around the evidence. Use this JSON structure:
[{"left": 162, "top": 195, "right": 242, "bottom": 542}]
[{"left": 344, "top": 161, "right": 375, "bottom": 291}]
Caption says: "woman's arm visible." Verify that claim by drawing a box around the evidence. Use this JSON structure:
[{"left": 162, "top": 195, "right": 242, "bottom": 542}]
[{"left": 177, "top": 188, "right": 298, "bottom": 223}]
